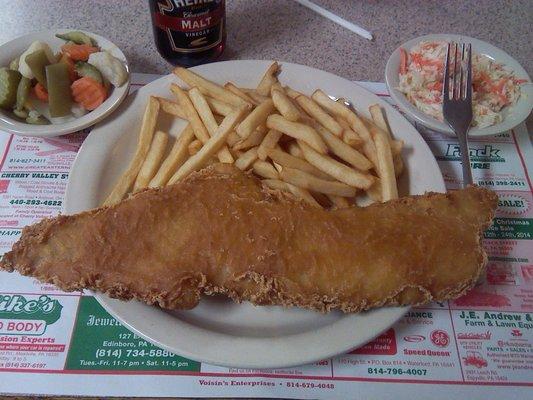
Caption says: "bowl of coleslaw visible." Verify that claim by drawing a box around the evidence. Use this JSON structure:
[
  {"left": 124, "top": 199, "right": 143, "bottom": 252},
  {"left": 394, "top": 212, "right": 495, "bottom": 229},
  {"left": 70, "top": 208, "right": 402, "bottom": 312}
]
[{"left": 385, "top": 34, "right": 532, "bottom": 136}]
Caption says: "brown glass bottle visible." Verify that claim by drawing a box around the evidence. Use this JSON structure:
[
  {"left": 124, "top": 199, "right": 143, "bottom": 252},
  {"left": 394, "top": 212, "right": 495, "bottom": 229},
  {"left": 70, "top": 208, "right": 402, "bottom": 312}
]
[{"left": 149, "top": 0, "right": 226, "bottom": 67}]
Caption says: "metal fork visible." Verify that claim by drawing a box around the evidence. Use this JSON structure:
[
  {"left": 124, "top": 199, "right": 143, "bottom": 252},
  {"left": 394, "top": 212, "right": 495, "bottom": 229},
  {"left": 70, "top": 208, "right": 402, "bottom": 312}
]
[{"left": 443, "top": 42, "right": 474, "bottom": 186}]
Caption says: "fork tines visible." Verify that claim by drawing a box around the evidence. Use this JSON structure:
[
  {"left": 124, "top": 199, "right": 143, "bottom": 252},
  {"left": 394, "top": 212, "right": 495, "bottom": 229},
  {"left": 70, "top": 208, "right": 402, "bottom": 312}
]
[{"left": 443, "top": 42, "right": 472, "bottom": 101}]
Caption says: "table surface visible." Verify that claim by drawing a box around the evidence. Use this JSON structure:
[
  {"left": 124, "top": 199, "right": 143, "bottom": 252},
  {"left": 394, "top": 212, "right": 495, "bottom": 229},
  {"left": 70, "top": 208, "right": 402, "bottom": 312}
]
[
  {"left": 1, "top": 0, "right": 532, "bottom": 82},
  {"left": 0, "top": 1, "right": 531, "bottom": 399}
]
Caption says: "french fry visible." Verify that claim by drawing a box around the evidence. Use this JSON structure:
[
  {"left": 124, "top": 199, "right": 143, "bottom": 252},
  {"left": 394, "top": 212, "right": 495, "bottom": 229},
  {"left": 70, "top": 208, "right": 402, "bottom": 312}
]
[
  {"left": 230, "top": 148, "right": 244, "bottom": 159},
  {"left": 370, "top": 125, "right": 398, "bottom": 201},
  {"left": 188, "top": 87, "right": 219, "bottom": 133},
  {"left": 271, "top": 81, "right": 283, "bottom": 92},
  {"left": 298, "top": 141, "right": 374, "bottom": 189},
  {"left": 205, "top": 96, "right": 235, "bottom": 116},
  {"left": 287, "top": 141, "right": 304, "bottom": 158},
  {"left": 335, "top": 115, "right": 350, "bottom": 130},
  {"left": 171, "top": 84, "right": 210, "bottom": 143},
  {"left": 271, "top": 88, "right": 300, "bottom": 121},
  {"left": 273, "top": 161, "right": 283, "bottom": 173},
  {"left": 369, "top": 104, "right": 392, "bottom": 141},
  {"left": 343, "top": 129, "right": 364, "bottom": 148},
  {"left": 366, "top": 107, "right": 404, "bottom": 156},
  {"left": 262, "top": 179, "right": 321, "bottom": 208},
  {"left": 236, "top": 99, "right": 275, "bottom": 138},
  {"left": 266, "top": 114, "right": 327, "bottom": 154},
  {"left": 149, "top": 124, "right": 195, "bottom": 188},
  {"left": 280, "top": 167, "right": 356, "bottom": 197},
  {"left": 311, "top": 89, "right": 353, "bottom": 120},
  {"left": 168, "top": 107, "right": 249, "bottom": 184},
  {"left": 173, "top": 67, "right": 249, "bottom": 107},
  {"left": 252, "top": 160, "right": 279, "bottom": 179},
  {"left": 204, "top": 157, "right": 219, "bottom": 167},
  {"left": 233, "top": 125, "right": 267, "bottom": 151},
  {"left": 256, "top": 62, "right": 280, "bottom": 96},
  {"left": 295, "top": 95, "right": 343, "bottom": 137},
  {"left": 336, "top": 116, "right": 364, "bottom": 147},
  {"left": 366, "top": 177, "right": 383, "bottom": 202},
  {"left": 113, "top": 65, "right": 407, "bottom": 210},
  {"left": 188, "top": 87, "right": 234, "bottom": 163},
  {"left": 284, "top": 86, "right": 303, "bottom": 99},
  {"left": 103, "top": 97, "right": 160, "bottom": 206},
  {"left": 266, "top": 147, "right": 332, "bottom": 180},
  {"left": 133, "top": 130, "right": 169, "bottom": 191},
  {"left": 311, "top": 122, "right": 372, "bottom": 171},
  {"left": 188, "top": 139, "right": 202, "bottom": 155},
  {"left": 241, "top": 88, "right": 270, "bottom": 104},
  {"left": 257, "top": 129, "right": 283, "bottom": 160},
  {"left": 224, "top": 82, "right": 259, "bottom": 105},
  {"left": 157, "top": 97, "right": 187, "bottom": 119},
  {"left": 390, "top": 139, "right": 404, "bottom": 156},
  {"left": 368, "top": 104, "right": 404, "bottom": 181},
  {"left": 311, "top": 192, "right": 332, "bottom": 208},
  {"left": 328, "top": 195, "right": 351, "bottom": 209},
  {"left": 234, "top": 147, "right": 259, "bottom": 170},
  {"left": 227, "top": 131, "right": 241, "bottom": 147},
  {"left": 311, "top": 89, "right": 378, "bottom": 166},
  {"left": 394, "top": 155, "right": 404, "bottom": 177}
]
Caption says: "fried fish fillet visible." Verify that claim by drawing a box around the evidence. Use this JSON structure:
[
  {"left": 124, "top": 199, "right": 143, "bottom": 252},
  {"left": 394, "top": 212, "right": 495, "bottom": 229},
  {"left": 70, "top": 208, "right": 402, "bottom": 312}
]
[{"left": 0, "top": 164, "right": 497, "bottom": 313}]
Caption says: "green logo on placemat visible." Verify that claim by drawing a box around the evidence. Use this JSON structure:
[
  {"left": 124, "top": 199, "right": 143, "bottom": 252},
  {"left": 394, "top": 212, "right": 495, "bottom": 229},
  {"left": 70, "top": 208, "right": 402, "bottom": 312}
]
[
  {"left": 0, "top": 294, "right": 63, "bottom": 335},
  {"left": 65, "top": 296, "right": 200, "bottom": 372}
]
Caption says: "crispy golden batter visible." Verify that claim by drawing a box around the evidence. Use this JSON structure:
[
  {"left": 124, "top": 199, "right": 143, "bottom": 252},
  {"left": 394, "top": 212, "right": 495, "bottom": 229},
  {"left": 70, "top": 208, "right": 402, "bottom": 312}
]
[{"left": 0, "top": 164, "right": 497, "bottom": 313}]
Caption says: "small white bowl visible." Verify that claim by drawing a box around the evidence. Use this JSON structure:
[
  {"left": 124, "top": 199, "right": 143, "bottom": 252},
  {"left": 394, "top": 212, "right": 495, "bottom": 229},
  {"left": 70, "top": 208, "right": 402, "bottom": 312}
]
[
  {"left": 385, "top": 34, "right": 532, "bottom": 137},
  {"left": 0, "top": 29, "right": 130, "bottom": 137}
]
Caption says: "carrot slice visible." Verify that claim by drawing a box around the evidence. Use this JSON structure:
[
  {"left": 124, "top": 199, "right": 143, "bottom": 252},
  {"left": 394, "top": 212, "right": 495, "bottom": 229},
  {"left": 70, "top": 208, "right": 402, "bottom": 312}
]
[
  {"left": 399, "top": 48, "right": 408, "bottom": 75},
  {"left": 59, "top": 53, "right": 77, "bottom": 82},
  {"left": 61, "top": 44, "right": 99, "bottom": 61},
  {"left": 34, "top": 83, "right": 49, "bottom": 102},
  {"left": 428, "top": 81, "right": 443, "bottom": 91},
  {"left": 71, "top": 76, "right": 107, "bottom": 110}
]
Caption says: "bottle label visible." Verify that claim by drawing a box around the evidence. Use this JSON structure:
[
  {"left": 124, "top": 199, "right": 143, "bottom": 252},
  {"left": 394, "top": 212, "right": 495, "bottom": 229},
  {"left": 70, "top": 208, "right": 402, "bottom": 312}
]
[{"left": 152, "top": 0, "right": 225, "bottom": 53}]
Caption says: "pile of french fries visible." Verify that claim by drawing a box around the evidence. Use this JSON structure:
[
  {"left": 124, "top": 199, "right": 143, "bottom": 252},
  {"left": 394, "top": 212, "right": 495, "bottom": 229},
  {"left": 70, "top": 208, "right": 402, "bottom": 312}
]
[{"left": 104, "top": 62, "right": 404, "bottom": 208}]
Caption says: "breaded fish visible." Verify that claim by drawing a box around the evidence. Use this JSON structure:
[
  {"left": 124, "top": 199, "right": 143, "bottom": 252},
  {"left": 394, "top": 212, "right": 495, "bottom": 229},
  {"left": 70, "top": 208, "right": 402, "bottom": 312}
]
[{"left": 0, "top": 164, "right": 497, "bottom": 313}]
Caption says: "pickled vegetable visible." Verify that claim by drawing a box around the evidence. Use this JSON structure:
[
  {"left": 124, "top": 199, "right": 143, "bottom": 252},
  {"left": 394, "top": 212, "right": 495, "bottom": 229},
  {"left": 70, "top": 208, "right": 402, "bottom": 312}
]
[
  {"left": 71, "top": 76, "right": 106, "bottom": 110},
  {"left": 46, "top": 63, "right": 72, "bottom": 117},
  {"left": 13, "top": 108, "right": 28, "bottom": 119},
  {"left": 59, "top": 54, "right": 77, "bottom": 81},
  {"left": 0, "top": 68, "right": 22, "bottom": 109},
  {"left": 25, "top": 50, "right": 50, "bottom": 88},
  {"left": 18, "top": 41, "right": 56, "bottom": 79},
  {"left": 26, "top": 110, "right": 49, "bottom": 125},
  {"left": 88, "top": 51, "right": 128, "bottom": 87},
  {"left": 75, "top": 61, "right": 103, "bottom": 84},
  {"left": 56, "top": 31, "right": 96, "bottom": 46},
  {"left": 15, "top": 77, "right": 31, "bottom": 111},
  {"left": 9, "top": 57, "right": 19, "bottom": 71},
  {"left": 34, "top": 82, "right": 49, "bottom": 102}
]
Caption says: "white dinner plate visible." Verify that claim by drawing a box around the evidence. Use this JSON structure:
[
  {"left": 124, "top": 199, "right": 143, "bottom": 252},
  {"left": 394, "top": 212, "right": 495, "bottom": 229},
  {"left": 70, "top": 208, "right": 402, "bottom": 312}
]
[
  {"left": 0, "top": 29, "right": 130, "bottom": 137},
  {"left": 64, "top": 60, "right": 445, "bottom": 368},
  {"left": 385, "top": 34, "right": 533, "bottom": 136}
]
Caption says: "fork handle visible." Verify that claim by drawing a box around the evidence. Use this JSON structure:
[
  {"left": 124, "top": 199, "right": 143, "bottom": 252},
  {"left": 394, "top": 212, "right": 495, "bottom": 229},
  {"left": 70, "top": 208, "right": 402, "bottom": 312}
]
[{"left": 456, "top": 129, "right": 474, "bottom": 186}]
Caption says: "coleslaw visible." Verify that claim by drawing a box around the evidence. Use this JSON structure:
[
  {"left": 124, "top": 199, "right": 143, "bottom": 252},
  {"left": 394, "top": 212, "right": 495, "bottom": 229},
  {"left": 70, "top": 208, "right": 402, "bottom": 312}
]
[{"left": 398, "top": 41, "right": 525, "bottom": 128}]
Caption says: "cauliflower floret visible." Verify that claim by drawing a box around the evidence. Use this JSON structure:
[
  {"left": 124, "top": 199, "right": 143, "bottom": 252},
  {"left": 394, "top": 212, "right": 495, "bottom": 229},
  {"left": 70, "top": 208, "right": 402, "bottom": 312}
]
[
  {"left": 18, "top": 41, "right": 57, "bottom": 79},
  {"left": 88, "top": 52, "right": 128, "bottom": 87}
]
